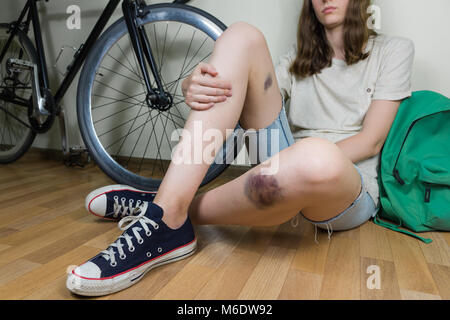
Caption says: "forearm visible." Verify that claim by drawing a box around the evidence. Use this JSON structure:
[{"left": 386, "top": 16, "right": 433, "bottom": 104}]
[{"left": 335, "top": 132, "right": 378, "bottom": 164}]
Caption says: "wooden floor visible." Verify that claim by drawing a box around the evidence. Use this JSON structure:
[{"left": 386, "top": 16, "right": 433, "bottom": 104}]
[{"left": 0, "top": 150, "right": 448, "bottom": 300}]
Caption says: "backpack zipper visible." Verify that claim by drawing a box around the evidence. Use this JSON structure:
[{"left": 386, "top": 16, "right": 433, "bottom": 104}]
[
  {"left": 424, "top": 187, "right": 431, "bottom": 203},
  {"left": 392, "top": 110, "right": 450, "bottom": 185}
]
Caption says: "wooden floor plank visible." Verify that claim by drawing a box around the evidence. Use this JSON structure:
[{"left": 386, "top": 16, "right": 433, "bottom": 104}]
[
  {"left": 195, "top": 226, "right": 276, "bottom": 300},
  {"left": 427, "top": 263, "right": 450, "bottom": 300},
  {"left": 319, "top": 236, "right": 360, "bottom": 300},
  {"left": 359, "top": 221, "right": 394, "bottom": 261},
  {"left": 0, "top": 259, "right": 41, "bottom": 287},
  {"left": 0, "top": 151, "right": 448, "bottom": 300},
  {"left": 278, "top": 269, "right": 322, "bottom": 300},
  {"left": 419, "top": 232, "right": 450, "bottom": 267},
  {"left": 389, "top": 231, "right": 440, "bottom": 295},
  {"left": 0, "top": 245, "right": 101, "bottom": 299},
  {"left": 237, "top": 223, "right": 300, "bottom": 300},
  {"left": 289, "top": 217, "right": 330, "bottom": 275},
  {"left": 400, "top": 289, "right": 441, "bottom": 300}
]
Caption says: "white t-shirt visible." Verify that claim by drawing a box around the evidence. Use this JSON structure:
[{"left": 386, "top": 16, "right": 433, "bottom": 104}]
[{"left": 275, "top": 34, "right": 415, "bottom": 208}]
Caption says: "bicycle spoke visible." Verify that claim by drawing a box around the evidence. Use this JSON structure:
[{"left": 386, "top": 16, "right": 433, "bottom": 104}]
[
  {"left": 159, "top": 22, "right": 169, "bottom": 71},
  {"left": 165, "top": 51, "right": 212, "bottom": 92},
  {"left": 139, "top": 111, "right": 162, "bottom": 174},
  {"left": 105, "top": 53, "right": 143, "bottom": 84},
  {"left": 86, "top": 16, "right": 222, "bottom": 183},
  {"left": 125, "top": 110, "right": 153, "bottom": 168},
  {"left": 103, "top": 109, "right": 160, "bottom": 151},
  {"left": 98, "top": 108, "right": 151, "bottom": 138},
  {"left": 93, "top": 99, "right": 145, "bottom": 125},
  {"left": 0, "top": 105, "right": 32, "bottom": 129},
  {"left": 114, "top": 101, "right": 147, "bottom": 157},
  {"left": 158, "top": 24, "right": 183, "bottom": 74},
  {"left": 149, "top": 112, "right": 167, "bottom": 176},
  {"left": 94, "top": 79, "right": 143, "bottom": 104},
  {"left": 116, "top": 42, "right": 142, "bottom": 81},
  {"left": 152, "top": 23, "right": 161, "bottom": 78},
  {"left": 99, "top": 65, "right": 144, "bottom": 85},
  {"left": 92, "top": 92, "right": 146, "bottom": 110}
]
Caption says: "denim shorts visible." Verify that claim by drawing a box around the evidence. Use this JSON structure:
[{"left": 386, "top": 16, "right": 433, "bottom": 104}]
[{"left": 234, "top": 99, "right": 377, "bottom": 233}]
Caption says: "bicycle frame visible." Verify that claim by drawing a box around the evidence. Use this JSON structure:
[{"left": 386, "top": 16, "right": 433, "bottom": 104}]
[{"left": 0, "top": 0, "right": 190, "bottom": 116}]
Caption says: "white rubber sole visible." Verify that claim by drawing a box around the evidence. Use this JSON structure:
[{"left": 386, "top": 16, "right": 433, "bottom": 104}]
[
  {"left": 85, "top": 184, "right": 157, "bottom": 219},
  {"left": 67, "top": 238, "right": 196, "bottom": 297}
]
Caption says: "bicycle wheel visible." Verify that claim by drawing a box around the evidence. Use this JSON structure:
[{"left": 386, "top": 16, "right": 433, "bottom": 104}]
[
  {"left": 0, "top": 24, "right": 36, "bottom": 164},
  {"left": 78, "top": 3, "right": 241, "bottom": 191}
]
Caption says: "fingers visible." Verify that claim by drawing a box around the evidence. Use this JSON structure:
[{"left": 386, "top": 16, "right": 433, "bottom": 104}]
[
  {"left": 194, "top": 62, "right": 232, "bottom": 90},
  {"left": 191, "top": 85, "right": 232, "bottom": 98},
  {"left": 184, "top": 62, "right": 233, "bottom": 111},
  {"left": 189, "top": 94, "right": 228, "bottom": 104},
  {"left": 198, "top": 62, "right": 218, "bottom": 77},
  {"left": 185, "top": 93, "right": 228, "bottom": 111},
  {"left": 188, "top": 101, "right": 215, "bottom": 111},
  {"left": 191, "top": 74, "right": 232, "bottom": 91}
]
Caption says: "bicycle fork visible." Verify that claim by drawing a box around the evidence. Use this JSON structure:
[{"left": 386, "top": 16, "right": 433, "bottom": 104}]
[{"left": 122, "top": 0, "right": 171, "bottom": 110}]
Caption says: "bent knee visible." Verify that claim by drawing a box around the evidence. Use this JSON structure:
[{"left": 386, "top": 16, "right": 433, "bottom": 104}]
[
  {"left": 217, "top": 21, "right": 266, "bottom": 49},
  {"left": 290, "top": 137, "right": 347, "bottom": 185},
  {"left": 244, "top": 172, "right": 283, "bottom": 209}
]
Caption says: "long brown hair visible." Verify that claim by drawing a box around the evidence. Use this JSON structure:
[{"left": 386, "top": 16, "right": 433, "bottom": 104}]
[{"left": 289, "top": 0, "right": 377, "bottom": 79}]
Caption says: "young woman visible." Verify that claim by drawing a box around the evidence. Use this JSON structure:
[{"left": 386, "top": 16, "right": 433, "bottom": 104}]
[{"left": 67, "top": 0, "right": 414, "bottom": 296}]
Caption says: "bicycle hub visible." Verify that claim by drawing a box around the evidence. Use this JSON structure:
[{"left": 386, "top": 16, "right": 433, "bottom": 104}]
[{"left": 146, "top": 91, "right": 173, "bottom": 112}]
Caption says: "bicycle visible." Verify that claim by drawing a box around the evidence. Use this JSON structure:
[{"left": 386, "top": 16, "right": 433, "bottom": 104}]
[{"left": 0, "top": 0, "right": 242, "bottom": 190}]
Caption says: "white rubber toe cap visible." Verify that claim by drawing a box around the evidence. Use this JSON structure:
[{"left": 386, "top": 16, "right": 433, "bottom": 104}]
[
  {"left": 86, "top": 192, "right": 107, "bottom": 217},
  {"left": 73, "top": 261, "right": 102, "bottom": 279}
]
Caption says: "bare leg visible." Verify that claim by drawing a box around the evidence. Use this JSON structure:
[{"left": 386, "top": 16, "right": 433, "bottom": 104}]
[
  {"left": 154, "top": 22, "right": 362, "bottom": 228},
  {"left": 154, "top": 22, "right": 283, "bottom": 228},
  {"left": 188, "top": 137, "right": 362, "bottom": 227}
]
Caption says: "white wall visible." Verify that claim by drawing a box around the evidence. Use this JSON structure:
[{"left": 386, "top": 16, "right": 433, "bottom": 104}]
[
  {"left": 372, "top": 0, "right": 450, "bottom": 97},
  {"left": 0, "top": 0, "right": 448, "bottom": 152}
]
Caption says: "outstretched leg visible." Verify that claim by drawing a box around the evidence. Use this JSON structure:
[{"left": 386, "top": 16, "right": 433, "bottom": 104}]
[
  {"left": 188, "top": 137, "right": 362, "bottom": 227},
  {"left": 154, "top": 22, "right": 284, "bottom": 228}
]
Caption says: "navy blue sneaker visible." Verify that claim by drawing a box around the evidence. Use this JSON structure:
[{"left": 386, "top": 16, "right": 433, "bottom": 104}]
[
  {"left": 86, "top": 185, "right": 157, "bottom": 221},
  {"left": 67, "top": 202, "right": 196, "bottom": 296}
]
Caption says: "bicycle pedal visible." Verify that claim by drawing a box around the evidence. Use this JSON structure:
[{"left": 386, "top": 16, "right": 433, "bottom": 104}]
[
  {"left": 6, "top": 58, "right": 34, "bottom": 72},
  {"left": 63, "top": 147, "right": 91, "bottom": 168}
]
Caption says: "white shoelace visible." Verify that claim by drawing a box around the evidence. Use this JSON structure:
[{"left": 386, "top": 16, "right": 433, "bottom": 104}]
[
  {"left": 101, "top": 205, "right": 160, "bottom": 267},
  {"left": 112, "top": 196, "right": 146, "bottom": 219}
]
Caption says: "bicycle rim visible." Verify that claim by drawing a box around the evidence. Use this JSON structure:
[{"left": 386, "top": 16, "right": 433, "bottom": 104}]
[{"left": 78, "top": 4, "right": 237, "bottom": 190}]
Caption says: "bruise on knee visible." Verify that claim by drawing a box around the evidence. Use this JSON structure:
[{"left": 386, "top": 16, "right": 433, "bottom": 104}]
[
  {"left": 244, "top": 173, "right": 282, "bottom": 209},
  {"left": 264, "top": 73, "right": 273, "bottom": 92}
]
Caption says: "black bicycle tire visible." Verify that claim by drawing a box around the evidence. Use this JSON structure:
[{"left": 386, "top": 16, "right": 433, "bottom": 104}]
[
  {"left": 77, "top": 4, "right": 236, "bottom": 191},
  {"left": 0, "top": 23, "right": 37, "bottom": 164}
]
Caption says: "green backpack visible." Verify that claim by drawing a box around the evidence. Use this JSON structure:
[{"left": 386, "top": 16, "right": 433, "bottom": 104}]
[{"left": 374, "top": 90, "right": 450, "bottom": 243}]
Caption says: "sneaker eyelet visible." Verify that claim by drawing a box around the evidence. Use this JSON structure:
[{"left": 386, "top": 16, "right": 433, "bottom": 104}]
[
  {"left": 110, "top": 261, "right": 117, "bottom": 267},
  {"left": 137, "top": 238, "right": 144, "bottom": 244},
  {"left": 157, "top": 247, "right": 162, "bottom": 253},
  {"left": 120, "top": 254, "right": 126, "bottom": 260},
  {"left": 154, "top": 224, "right": 159, "bottom": 230},
  {"left": 146, "top": 252, "right": 152, "bottom": 257},
  {"left": 114, "top": 196, "right": 119, "bottom": 200},
  {"left": 128, "top": 246, "right": 135, "bottom": 252},
  {"left": 146, "top": 231, "right": 152, "bottom": 237}
]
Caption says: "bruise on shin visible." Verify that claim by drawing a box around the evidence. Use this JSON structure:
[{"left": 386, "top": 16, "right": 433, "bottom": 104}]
[
  {"left": 244, "top": 173, "right": 282, "bottom": 208},
  {"left": 264, "top": 73, "right": 273, "bottom": 92}
]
